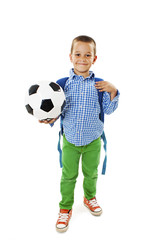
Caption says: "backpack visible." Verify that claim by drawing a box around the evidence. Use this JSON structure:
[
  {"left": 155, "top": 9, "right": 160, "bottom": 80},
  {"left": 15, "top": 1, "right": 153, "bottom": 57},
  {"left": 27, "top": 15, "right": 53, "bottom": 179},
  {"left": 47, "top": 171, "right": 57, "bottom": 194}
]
[{"left": 56, "top": 77, "right": 107, "bottom": 175}]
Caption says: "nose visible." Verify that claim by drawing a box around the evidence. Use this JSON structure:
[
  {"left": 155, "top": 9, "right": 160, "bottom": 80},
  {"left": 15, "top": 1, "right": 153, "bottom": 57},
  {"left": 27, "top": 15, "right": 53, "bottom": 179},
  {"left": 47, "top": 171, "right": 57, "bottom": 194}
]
[{"left": 80, "top": 56, "right": 86, "bottom": 62}]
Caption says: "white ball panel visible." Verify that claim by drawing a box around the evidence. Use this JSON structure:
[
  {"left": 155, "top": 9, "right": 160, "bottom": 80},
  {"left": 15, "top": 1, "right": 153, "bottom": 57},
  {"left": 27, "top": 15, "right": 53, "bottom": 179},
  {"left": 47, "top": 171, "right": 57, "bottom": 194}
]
[
  {"left": 50, "top": 90, "right": 65, "bottom": 107},
  {"left": 33, "top": 108, "right": 48, "bottom": 120},
  {"left": 28, "top": 93, "right": 42, "bottom": 109},
  {"left": 37, "top": 81, "right": 54, "bottom": 99},
  {"left": 47, "top": 107, "right": 61, "bottom": 119}
]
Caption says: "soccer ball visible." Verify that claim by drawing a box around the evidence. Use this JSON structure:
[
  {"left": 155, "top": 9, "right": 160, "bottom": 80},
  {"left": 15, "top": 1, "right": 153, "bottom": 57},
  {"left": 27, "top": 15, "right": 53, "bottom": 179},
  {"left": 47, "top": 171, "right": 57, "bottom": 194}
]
[{"left": 25, "top": 81, "right": 66, "bottom": 121}]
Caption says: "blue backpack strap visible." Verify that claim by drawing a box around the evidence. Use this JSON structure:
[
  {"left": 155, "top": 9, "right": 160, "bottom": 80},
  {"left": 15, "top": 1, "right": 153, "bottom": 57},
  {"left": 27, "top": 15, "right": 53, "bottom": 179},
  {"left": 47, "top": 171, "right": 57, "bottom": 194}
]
[
  {"left": 95, "top": 78, "right": 104, "bottom": 123},
  {"left": 57, "top": 129, "right": 63, "bottom": 168},
  {"left": 56, "top": 78, "right": 69, "bottom": 168},
  {"left": 56, "top": 77, "right": 69, "bottom": 89},
  {"left": 57, "top": 116, "right": 64, "bottom": 168},
  {"left": 101, "top": 131, "right": 107, "bottom": 175},
  {"left": 95, "top": 78, "right": 107, "bottom": 175}
]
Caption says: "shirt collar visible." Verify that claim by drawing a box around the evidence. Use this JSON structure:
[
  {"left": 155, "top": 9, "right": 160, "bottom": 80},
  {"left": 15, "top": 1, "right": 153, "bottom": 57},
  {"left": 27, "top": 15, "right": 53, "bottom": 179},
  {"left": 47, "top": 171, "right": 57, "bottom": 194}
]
[{"left": 69, "top": 68, "right": 95, "bottom": 80}]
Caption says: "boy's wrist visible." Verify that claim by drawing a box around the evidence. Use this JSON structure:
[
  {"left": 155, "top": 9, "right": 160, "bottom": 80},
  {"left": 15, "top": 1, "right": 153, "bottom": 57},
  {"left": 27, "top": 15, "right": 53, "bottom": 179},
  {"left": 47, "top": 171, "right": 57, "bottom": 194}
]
[
  {"left": 110, "top": 89, "right": 117, "bottom": 101},
  {"left": 111, "top": 88, "right": 117, "bottom": 95}
]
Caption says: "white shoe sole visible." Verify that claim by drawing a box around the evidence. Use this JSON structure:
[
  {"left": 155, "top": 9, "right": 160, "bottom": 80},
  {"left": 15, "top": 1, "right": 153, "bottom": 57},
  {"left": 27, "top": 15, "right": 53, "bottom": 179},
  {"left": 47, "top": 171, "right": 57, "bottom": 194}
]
[
  {"left": 56, "top": 224, "right": 69, "bottom": 233},
  {"left": 84, "top": 203, "right": 102, "bottom": 216}
]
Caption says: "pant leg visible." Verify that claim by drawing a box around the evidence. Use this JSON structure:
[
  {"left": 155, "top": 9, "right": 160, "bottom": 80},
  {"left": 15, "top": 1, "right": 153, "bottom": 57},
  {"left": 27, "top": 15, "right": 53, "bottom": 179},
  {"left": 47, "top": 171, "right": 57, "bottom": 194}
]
[
  {"left": 82, "top": 137, "right": 101, "bottom": 200},
  {"left": 59, "top": 135, "right": 81, "bottom": 209}
]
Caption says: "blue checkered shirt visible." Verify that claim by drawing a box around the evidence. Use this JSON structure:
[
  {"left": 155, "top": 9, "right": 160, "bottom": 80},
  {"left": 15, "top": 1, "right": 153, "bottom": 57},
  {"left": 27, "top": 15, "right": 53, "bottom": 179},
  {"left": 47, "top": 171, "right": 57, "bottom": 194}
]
[{"left": 61, "top": 69, "right": 120, "bottom": 146}]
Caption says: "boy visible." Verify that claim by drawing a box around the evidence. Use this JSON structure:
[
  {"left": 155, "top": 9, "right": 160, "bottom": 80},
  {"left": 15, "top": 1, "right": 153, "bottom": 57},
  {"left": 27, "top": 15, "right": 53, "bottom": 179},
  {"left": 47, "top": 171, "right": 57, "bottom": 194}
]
[{"left": 40, "top": 35, "right": 120, "bottom": 232}]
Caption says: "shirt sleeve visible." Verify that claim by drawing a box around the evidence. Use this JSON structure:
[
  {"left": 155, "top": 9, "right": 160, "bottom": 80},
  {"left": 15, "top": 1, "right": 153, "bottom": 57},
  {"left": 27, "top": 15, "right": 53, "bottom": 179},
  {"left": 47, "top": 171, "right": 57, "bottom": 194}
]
[{"left": 102, "top": 90, "right": 120, "bottom": 115}]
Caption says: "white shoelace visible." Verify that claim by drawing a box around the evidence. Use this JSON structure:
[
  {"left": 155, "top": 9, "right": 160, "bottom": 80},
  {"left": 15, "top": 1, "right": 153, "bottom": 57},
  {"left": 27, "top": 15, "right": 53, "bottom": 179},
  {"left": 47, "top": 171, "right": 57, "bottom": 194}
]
[
  {"left": 89, "top": 199, "right": 100, "bottom": 208},
  {"left": 58, "top": 213, "right": 69, "bottom": 223}
]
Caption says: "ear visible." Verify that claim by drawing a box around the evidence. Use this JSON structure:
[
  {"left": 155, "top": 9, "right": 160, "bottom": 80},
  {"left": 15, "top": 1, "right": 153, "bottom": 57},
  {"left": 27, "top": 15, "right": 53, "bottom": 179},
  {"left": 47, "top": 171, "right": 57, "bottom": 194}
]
[
  {"left": 92, "top": 55, "right": 97, "bottom": 64},
  {"left": 69, "top": 53, "right": 73, "bottom": 63}
]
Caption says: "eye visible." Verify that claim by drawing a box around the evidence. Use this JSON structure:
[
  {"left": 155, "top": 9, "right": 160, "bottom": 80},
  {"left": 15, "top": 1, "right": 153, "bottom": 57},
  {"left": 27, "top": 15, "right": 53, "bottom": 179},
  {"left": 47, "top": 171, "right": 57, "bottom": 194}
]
[
  {"left": 86, "top": 54, "right": 91, "bottom": 57},
  {"left": 75, "top": 53, "right": 80, "bottom": 57}
]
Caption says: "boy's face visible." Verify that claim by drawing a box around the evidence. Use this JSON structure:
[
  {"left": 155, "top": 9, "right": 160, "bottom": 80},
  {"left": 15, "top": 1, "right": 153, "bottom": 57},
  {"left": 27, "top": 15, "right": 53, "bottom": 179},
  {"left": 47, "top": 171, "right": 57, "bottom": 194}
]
[{"left": 69, "top": 41, "right": 97, "bottom": 78}]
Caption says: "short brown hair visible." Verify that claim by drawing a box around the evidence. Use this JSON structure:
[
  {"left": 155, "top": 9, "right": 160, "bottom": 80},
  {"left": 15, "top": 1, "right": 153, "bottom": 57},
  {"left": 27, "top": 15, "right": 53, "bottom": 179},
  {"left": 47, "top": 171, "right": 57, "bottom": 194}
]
[{"left": 71, "top": 35, "right": 96, "bottom": 55}]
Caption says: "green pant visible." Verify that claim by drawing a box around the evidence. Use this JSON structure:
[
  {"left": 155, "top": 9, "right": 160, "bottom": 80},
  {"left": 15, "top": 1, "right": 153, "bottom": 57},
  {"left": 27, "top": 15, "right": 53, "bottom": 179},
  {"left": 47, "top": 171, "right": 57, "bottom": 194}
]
[{"left": 59, "top": 134, "right": 101, "bottom": 209}]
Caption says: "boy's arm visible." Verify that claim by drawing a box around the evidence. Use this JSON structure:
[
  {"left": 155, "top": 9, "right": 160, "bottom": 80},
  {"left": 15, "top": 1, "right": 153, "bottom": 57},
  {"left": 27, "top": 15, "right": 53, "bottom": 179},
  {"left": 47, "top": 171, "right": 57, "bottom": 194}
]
[
  {"left": 95, "top": 81, "right": 120, "bottom": 115},
  {"left": 102, "top": 90, "right": 120, "bottom": 115}
]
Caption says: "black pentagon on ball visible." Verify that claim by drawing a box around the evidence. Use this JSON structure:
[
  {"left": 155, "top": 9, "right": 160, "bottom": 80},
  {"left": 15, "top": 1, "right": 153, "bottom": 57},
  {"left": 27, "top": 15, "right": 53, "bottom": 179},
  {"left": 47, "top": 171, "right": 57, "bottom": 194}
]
[
  {"left": 25, "top": 104, "right": 33, "bottom": 115},
  {"left": 61, "top": 100, "right": 66, "bottom": 112},
  {"left": 40, "top": 99, "right": 54, "bottom": 112},
  {"left": 49, "top": 82, "right": 61, "bottom": 91},
  {"left": 29, "top": 84, "right": 39, "bottom": 95}
]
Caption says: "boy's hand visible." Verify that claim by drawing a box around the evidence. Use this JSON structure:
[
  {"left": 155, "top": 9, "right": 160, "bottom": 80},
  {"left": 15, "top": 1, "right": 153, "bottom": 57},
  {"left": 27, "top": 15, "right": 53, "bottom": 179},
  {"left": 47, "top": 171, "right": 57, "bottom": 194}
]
[
  {"left": 39, "top": 117, "right": 58, "bottom": 124},
  {"left": 95, "top": 81, "right": 117, "bottom": 101}
]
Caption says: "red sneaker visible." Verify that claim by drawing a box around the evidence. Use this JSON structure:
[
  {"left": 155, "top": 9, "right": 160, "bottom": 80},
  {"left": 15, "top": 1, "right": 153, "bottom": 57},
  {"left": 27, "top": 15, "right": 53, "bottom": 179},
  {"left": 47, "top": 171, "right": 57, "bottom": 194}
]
[
  {"left": 84, "top": 197, "right": 102, "bottom": 216},
  {"left": 56, "top": 209, "right": 72, "bottom": 233}
]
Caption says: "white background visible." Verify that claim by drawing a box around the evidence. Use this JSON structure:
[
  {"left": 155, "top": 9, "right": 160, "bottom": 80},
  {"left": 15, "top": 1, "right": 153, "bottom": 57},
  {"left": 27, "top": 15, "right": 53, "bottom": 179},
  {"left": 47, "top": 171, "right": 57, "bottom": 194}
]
[{"left": 0, "top": 0, "right": 160, "bottom": 239}]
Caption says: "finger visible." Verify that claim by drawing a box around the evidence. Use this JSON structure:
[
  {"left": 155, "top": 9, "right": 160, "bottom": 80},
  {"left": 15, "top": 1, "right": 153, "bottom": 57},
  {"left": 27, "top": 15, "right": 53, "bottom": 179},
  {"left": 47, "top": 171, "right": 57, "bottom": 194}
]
[
  {"left": 95, "top": 85, "right": 104, "bottom": 90},
  {"left": 99, "top": 87, "right": 107, "bottom": 92},
  {"left": 48, "top": 119, "right": 55, "bottom": 124},
  {"left": 95, "top": 81, "right": 104, "bottom": 85},
  {"left": 43, "top": 121, "right": 49, "bottom": 124},
  {"left": 95, "top": 81, "right": 108, "bottom": 86},
  {"left": 39, "top": 120, "right": 46, "bottom": 123},
  {"left": 44, "top": 120, "right": 50, "bottom": 124},
  {"left": 95, "top": 83, "right": 106, "bottom": 88},
  {"left": 48, "top": 118, "right": 58, "bottom": 124},
  {"left": 95, "top": 83, "right": 102, "bottom": 87}
]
